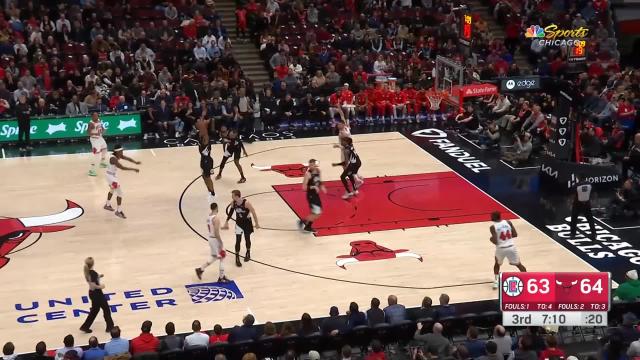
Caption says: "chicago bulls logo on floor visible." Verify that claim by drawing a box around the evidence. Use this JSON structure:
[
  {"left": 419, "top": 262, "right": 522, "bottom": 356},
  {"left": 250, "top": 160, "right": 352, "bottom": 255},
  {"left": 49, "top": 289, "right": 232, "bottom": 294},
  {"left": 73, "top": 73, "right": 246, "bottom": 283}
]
[
  {"left": 0, "top": 200, "right": 84, "bottom": 270},
  {"left": 251, "top": 163, "right": 308, "bottom": 178},
  {"left": 336, "top": 240, "right": 423, "bottom": 269}
]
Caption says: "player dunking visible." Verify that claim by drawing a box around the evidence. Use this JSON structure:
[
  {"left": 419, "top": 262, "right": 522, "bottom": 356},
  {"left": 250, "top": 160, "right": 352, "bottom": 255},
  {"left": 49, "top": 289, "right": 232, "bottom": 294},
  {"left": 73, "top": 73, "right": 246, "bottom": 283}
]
[
  {"left": 215, "top": 129, "right": 248, "bottom": 183},
  {"left": 335, "top": 137, "right": 362, "bottom": 199},
  {"left": 196, "top": 119, "right": 216, "bottom": 204},
  {"left": 489, "top": 211, "right": 527, "bottom": 289},
  {"left": 222, "top": 190, "right": 260, "bottom": 267},
  {"left": 88, "top": 112, "right": 108, "bottom": 177},
  {"left": 298, "top": 159, "right": 326, "bottom": 233},
  {"left": 104, "top": 145, "right": 140, "bottom": 219},
  {"left": 195, "top": 202, "right": 231, "bottom": 282}
]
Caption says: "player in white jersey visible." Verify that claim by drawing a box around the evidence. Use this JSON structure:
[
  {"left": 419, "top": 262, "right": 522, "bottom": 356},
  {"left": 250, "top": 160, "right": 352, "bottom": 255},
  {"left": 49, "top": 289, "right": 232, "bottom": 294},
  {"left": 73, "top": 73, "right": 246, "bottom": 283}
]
[
  {"left": 104, "top": 145, "right": 141, "bottom": 219},
  {"left": 489, "top": 211, "right": 527, "bottom": 289},
  {"left": 195, "top": 203, "right": 231, "bottom": 282},
  {"left": 88, "top": 112, "right": 108, "bottom": 177}
]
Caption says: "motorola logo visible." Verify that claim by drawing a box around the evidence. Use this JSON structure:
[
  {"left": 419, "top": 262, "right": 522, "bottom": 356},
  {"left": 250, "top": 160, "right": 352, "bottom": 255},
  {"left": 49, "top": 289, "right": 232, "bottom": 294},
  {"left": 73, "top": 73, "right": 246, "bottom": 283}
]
[
  {"left": 506, "top": 80, "right": 516, "bottom": 90},
  {"left": 501, "top": 77, "right": 540, "bottom": 92}
]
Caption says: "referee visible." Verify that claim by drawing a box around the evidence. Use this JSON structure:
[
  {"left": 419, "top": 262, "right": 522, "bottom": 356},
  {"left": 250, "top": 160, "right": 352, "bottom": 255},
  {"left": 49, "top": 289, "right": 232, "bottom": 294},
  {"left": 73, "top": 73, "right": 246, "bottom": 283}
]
[{"left": 569, "top": 176, "right": 597, "bottom": 241}]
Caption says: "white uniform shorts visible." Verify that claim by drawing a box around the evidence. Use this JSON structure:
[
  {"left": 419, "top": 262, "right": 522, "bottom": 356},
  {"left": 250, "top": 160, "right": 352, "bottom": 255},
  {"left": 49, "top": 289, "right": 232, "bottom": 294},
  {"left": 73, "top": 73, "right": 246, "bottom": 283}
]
[
  {"left": 90, "top": 137, "right": 107, "bottom": 154},
  {"left": 495, "top": 246, "right": 520, "bottom": 265},
  {"left": 107, "top": 175, "right": 123, "bottom": 197},
  {"left": 208, "top": 237, "right": 222, "bottom": 257}
]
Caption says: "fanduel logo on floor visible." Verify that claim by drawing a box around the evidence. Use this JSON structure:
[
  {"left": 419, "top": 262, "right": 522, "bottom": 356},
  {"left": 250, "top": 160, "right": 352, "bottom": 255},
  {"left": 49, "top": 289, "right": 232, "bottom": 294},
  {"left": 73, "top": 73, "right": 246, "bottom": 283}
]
[
  {"left": 13, "top": 281, "right": 243, "bottom": 324},
  {"left": 411, "top": 128, "right": 491, "bottom": 173}
]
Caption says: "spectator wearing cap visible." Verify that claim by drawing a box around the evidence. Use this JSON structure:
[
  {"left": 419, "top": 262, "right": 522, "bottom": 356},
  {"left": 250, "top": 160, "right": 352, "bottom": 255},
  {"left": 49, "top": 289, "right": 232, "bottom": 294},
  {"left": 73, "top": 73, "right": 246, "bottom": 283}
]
[
  {"left": 384, "top": 295, "right": 407, "bottom": 324},
  {"left": 2, "top": 342, "right": 16, "bottom": 360},
  {"left": 82, "top": 337, "right": 106, "bottom": 360},
  {"left": 614, "top": 270, "right": 640, "bottom": 301},
  {"left": 55, "top": 335, "right": 83, "bottom": 360},
  {"left": 160, "top": 322, "right": 184, "bottom": 351},
  {"left": 321, "top": 306, "right": 346, "bottom": 335},
  {"left": 131, "top": 320, "right": 160, "bottom": 355},
  {"left": 185, "top": 320, "right": 210, "bottom": 347},
  {"left": 229, "top": 314, "right": 258, "bottom": 343},
  {"left": 105, "top": 327, "right": 129, "bottom": 356},
  {"left": 367, "top": 297, "right": 386, "bottom": 326},
  {"left": 539, "top": 335, "right": 565, "bottom": 360}
]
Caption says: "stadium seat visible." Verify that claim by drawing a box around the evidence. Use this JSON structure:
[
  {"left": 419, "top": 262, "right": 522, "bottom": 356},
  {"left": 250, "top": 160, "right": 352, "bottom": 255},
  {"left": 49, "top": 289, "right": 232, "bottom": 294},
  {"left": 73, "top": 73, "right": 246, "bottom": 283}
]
[
  {"left": 257, "top": 336, "right": 286, "bottom": 359},
  {"left": 416, "top": 317, "right": 435, "bottom": 332},
  {"left": 346, "top": 325, "right": 372, "bottom": 350},
  {"left": 282, "top": 334, "right": 302, "bottom": 354},
  {"left": 208, "top": 342, "right": 230, "bottom": 356},
  {"left": 158, "top": 349, "right": 183, "bottom": 360},
  {"left": 390, "top": 320, "right": 416, "bottom": 344},
  {"left": 371, "top": 323, "right": 393, "bottom": 345},
  {"left": 229, "top": 340, "right": 257, "bottom": 360},
  {"left": 302, "top": 332, "right": 324, "bottom": 353},
  {"left": 184, "top": 346, "right": 208, "bottom": 360},
  {"left": 132, "top": 352, "right": 160, "bottom": 360}
]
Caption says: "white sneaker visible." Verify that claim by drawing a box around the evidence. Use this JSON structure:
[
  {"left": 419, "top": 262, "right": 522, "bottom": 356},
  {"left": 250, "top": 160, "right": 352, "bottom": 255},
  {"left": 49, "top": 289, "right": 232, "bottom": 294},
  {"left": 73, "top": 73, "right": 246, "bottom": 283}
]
[
  {"left": 208, "top": 193, "right": 216, "bottom": 204},
  {"left": 492, "top": 280, "right": 499, "bottom": 289},
  {"left": 342, "top": 192, "right": 353, "bottom": 199}
]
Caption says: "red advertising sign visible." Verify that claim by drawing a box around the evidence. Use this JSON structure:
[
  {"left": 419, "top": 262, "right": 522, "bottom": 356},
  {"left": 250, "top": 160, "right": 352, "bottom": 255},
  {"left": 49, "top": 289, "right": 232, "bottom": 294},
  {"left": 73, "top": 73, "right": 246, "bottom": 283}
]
[
  {"left": 500, "top": 272, "right": 610, "bottom": 311},
  {"left": 458, "top": 83, "right": 498, "bottom": 97}
]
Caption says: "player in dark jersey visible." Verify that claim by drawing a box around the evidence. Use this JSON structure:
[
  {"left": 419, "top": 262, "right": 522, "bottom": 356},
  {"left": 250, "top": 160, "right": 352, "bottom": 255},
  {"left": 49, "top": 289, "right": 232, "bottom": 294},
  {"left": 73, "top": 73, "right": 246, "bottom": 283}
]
[
  {"left": 196, "top": 119, "right": 216, "bottom": 203},
  {"left": 223, "top": 189, "right": 260, "bottom": 267},
  {"left": 298, "top": 159, "right": 326, "bottom": 233},
  {"left": 335, "top": 137, "right": 362, "bottom": 199},
  {"left": 215, "top": 129, "right": 248, "bottom": 183}
]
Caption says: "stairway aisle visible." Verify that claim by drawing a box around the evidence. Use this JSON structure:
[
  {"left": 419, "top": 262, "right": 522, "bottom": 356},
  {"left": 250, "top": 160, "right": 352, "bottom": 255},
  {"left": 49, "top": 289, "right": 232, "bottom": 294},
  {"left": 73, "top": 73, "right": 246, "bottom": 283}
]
[
  {"left": 216, "top": 0, "right": 271, "bottom": 90},
  {"left": 466, "top": 0, "right": 532, "bottom": 72}
]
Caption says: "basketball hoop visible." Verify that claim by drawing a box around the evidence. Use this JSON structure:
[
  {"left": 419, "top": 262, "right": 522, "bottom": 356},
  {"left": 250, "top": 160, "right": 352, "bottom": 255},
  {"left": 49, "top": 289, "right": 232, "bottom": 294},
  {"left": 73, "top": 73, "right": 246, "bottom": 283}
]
[{"left": 426, "top": 90, "right": 449, "bottom": 111}]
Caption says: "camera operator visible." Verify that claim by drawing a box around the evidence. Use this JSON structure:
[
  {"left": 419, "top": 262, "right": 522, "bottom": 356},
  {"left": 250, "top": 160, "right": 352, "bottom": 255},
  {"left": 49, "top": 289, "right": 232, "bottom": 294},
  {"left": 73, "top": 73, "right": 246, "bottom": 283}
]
[{"left": 501, "top": 132, "right": 533, "bottom": 165}]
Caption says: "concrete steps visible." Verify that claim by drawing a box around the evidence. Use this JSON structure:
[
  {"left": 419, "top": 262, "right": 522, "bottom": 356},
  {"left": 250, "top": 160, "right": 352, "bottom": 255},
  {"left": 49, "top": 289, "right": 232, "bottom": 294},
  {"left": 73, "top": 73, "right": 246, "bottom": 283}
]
[{"left": 216, "top": 0, "right": 271, "bottom": 89}]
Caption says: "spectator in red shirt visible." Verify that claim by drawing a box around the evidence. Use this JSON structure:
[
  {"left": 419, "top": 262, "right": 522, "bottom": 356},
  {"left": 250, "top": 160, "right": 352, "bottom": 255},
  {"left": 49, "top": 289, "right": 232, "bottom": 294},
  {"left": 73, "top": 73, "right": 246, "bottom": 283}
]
[
  {"left": 236, "top": 7, "right": 248, "bottom": 40},
  {"left": 130, "top": 321, "right": 160, "bottom": 355},
  {"left": 274, "top": 64, "right": 289, "bottom": 80},
  {"left": 617, "top": 97, "right": 636, "bottom": 135},
  {"left": 365, "top": 340, "right": 386, "bottom": 360},
  {"left": 340, "top": 84, "right": 355, "bottom": 122},
  {"left": 209, "top": 324, "right": 229, "bottom": 344},
  {"left": 538, "top": 335, "right": 565, "bottom": 360}
]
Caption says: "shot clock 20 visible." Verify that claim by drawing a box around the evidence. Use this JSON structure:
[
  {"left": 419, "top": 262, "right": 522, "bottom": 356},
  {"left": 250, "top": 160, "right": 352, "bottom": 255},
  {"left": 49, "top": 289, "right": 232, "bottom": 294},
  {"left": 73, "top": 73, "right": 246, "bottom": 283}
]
[{"left": 500, "top": 272, "right": 610, "bottom": 326}]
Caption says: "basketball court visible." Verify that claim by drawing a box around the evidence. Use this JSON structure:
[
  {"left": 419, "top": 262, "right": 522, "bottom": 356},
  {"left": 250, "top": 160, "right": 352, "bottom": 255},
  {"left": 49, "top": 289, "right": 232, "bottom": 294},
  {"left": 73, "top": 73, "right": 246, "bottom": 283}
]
[{"left": 0, "top": 132, "right": 595, "bottom": 350}]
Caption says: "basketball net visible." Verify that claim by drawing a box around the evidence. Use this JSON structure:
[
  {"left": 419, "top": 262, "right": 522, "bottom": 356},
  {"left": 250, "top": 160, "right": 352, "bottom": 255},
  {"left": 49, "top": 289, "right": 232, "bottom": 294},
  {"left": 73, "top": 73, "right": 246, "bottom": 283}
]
[{"left": 426, "top": 90, "right": 448, "bottom": 111}]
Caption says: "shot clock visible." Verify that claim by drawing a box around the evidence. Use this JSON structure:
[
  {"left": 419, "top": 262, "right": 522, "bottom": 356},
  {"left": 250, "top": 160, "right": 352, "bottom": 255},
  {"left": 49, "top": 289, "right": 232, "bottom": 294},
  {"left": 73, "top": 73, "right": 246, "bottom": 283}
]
[{"left": 500, "top": 272, "right": 610, "bottom": 326}]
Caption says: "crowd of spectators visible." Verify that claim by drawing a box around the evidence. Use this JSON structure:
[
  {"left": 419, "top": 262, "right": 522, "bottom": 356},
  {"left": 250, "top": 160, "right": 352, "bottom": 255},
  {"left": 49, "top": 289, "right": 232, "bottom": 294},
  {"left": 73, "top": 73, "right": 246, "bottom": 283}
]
[
  {"left": 0, "top": 0, "right": 260, "bottom": 140},
  {"left": 3, "top": 295, "right": 639, "bottom": 360}
]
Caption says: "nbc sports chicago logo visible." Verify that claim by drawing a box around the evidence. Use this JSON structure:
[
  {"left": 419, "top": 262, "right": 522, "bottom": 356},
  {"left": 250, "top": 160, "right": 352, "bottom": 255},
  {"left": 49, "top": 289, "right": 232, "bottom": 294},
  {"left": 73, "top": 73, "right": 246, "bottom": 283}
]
[
  {"left": 12, "top": 281, "right": 243, "bottom": 324},
  {"left": 525, "top": 24, "right": 588, "bottom": 47}
]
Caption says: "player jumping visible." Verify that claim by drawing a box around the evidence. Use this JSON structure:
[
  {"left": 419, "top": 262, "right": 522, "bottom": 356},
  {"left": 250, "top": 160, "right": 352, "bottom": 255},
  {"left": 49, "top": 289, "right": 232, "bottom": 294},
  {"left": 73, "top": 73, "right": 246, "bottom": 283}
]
[
  {"left": 335, "top": 137, "right": 362, "bottom": 199},
  {"left": 196, "top": 119, "right": 216, "bottom": 204},
  {"left": 104, "top": 145, "right": 141, "bottom": 219},
  {"left": 489, "top": 211, "right": 527, "bottom": 289},
  {"left": 88, "top": 112, "right": 108, "bottom": 176},
  {"left": 298, "top": 159, "right": 326, "bottom": 233},
  {"left": 223, "top": 190, "right": 260, "bottom": 267},
  {"left": 215, "top": 129, "right": 248, "bottom": 183},
  {"left": 195, "top": 202, "right": 231, "bottom": 282}
]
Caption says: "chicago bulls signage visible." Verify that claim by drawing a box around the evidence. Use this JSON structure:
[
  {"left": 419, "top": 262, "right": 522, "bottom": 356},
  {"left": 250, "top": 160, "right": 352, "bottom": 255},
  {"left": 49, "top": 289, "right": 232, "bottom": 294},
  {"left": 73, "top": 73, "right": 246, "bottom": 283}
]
[
  {"left": 0, "top": 200, "right": 84, "bottom": 269},
  {"left": 336, "top": 240, "right": 423, "bottom": 268}
]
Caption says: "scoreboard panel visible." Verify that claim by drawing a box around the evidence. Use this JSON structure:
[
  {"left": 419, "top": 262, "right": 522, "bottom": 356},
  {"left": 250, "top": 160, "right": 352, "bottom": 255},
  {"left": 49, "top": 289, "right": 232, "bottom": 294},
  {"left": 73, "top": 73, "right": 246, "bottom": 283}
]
[{"left": 500, "top": 272, "right": 610, "bottom": 326}]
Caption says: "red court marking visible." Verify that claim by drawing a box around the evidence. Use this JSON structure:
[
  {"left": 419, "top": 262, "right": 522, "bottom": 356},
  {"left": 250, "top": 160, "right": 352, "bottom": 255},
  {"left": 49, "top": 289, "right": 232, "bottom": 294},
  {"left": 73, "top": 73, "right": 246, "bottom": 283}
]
[{"left": 273, "top": 172, "right": 518, "bottom": 236}]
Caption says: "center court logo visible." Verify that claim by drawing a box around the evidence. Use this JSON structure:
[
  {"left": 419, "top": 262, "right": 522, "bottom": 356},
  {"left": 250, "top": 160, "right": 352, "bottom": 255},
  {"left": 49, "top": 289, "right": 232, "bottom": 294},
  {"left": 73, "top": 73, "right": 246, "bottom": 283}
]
[
  {"left": 525, "top": 24, "right": 588, "bottom": 47},
  {"left": 13, "top": 281, "right": 243, "bottom": 324},
  {"left": 186, "top": 281, "right": 244, "bottom": 303}
]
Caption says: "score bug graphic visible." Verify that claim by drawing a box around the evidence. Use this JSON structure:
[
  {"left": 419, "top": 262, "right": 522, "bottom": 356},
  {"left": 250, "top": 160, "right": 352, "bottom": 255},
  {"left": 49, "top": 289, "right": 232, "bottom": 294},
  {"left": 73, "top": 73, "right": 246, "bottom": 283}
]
[{"left": 500, "top": 272, "right": 610, "bottom": 326}]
